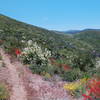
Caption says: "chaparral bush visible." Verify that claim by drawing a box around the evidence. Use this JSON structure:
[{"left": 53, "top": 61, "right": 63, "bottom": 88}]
[
  {"left": 20, "top": 41, "right": 52, "bottom": 75},
  {"left": 62, "top": 68, "right": 85, "bottom": 82},
  {"left": 82, "top": 77, "right": 100, "bottom": 100},
  {"left": 72, "top": 52, "right": 96, "bottom": 72}
]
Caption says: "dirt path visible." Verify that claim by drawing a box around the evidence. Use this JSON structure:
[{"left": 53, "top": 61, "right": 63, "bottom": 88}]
[
  {"left": 0, "top": 48, "right": 82, "bottom": 100},
  {"left": 0, "top": 49, "right": 27, "bottom": 100}
]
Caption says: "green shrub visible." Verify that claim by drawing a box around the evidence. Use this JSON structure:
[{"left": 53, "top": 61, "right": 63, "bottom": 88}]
[
  {"left": 72, "top": 53, "right": 96, "bottom": 72},
  {"left": 0, "top": 84, "right": 9, "bottom": 100},
  {"left": 62, "top": 68, "right": 85, "bottom": 82},
  {"left": 29, "top": 59, "right": 48, "bottom": 74},
  {"left": 21, "top": 52, "right": 36, "bottom": 64}
]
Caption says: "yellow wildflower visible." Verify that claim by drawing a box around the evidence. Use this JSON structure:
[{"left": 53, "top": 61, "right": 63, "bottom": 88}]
[{"left": 63, "top": 82, "right": 80, "bottom": 91}]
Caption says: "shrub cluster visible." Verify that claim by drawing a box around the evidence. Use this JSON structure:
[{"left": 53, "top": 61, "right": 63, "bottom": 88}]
[{"left": 18, "top": 40, "right": 97, "bottom": 82}]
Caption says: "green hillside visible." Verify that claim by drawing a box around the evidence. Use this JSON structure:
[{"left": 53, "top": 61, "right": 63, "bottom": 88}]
[
  {"left": 0, "top": 14, "right": 97, "bottom": 82},
  {"left": 74, "top": 30, "right": 100, "bottom": 56},
  {"left": 0, "top": 14, "right": 94, "bottom": 55}
]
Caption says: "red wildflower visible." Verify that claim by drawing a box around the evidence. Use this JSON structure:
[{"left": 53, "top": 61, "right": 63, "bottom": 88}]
[
  {"left": 15, "top": 49, "right": 21, "bottom": 55},
  {"left": 85, "top": 78, "right": 100, "bottom": 99}
]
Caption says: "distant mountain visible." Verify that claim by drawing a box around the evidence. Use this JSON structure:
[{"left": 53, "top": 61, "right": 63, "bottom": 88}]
[
  {"left": 82, "top": 29, "right": 100, "bottom": 31},
  {"left": 63, "top": 30, "right": 81, "bottom": 34},
  {"left": 51, "top": 30, "right": 66, "bottom": 34},
  {"left": 62, "top": 29, "right": 100, "bottom": 34}
]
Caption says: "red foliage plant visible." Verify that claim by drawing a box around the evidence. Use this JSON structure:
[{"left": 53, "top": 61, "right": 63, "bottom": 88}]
[{"left": 82, "top": 78, "right": 100, "bottom": 100}]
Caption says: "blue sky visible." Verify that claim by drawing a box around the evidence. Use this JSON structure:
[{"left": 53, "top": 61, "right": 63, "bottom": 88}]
[{"left": 0, "top": 0, "right": 100, "bottom": 31}]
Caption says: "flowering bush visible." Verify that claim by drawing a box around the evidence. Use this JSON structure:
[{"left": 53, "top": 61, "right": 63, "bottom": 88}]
[
  {"left": 64, "top": 82, "right": 80, "bottom": 92},
  {"left": 20, "top": 42, "right": 51, "bottom": 64},
  {"left": 64, "top": 78, "right": 88, "bottom": 91},
  {"left": 82, "top": 78, "right": 100, "bottom": 100},
  {"left": 64, "top": 77, "right": 89, "bottom": 97},
  {"left": 20, "top": 41, "right": 53, "bottom": 74}
]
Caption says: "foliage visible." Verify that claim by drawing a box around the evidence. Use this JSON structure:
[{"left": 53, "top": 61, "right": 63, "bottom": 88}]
[
  {"left": 20, "top": 42, "right": 52, "bottom": 75},
  {"left": 63, "top": 78, "right": 88, "bottom": 97},
  {"left": 43, "top": 72, "right": 52, "bottom": 81},
  {"left": 82, "top": 78, "right": 100, "bottom": 100},
  {"left": 29, "top": 59, "right": 48, "bottom": 74},
  {"left": 62, "top": 68, "right": 85, "bottom": 82},
  {"left": 74, "top": 30, "right": 100, "bottom": 54},
  {"left": 64, "top": 82, "right": 81, "bottom": 91},
  {"left": 0, "top": 83, "right": 9, "bottom": 100},
  {"left": 72, "top": 52, "right": 96, "bottom": 72}
]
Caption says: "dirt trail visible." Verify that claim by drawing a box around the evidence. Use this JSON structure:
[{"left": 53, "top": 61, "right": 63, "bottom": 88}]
[
  {"left": 0, "top": 48, "right": 82, "bottom": 100},
  {"left": 0, "top": 49, "right": 27, "bottom": 100}
]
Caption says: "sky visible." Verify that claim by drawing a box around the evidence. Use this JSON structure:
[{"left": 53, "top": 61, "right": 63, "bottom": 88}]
[{"left": 0, "top": 0, "right": 100, "bottom": 31}]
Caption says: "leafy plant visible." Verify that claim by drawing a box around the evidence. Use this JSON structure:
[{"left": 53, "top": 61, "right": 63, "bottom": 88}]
[
  {"left": 62, "top": 68, "right": 84, "bottom": 82},
  {"left": 63, "top": 78, "right": 88, "bottom": 97},
  {"left": 0, "top": 83, "right": 9, "bottom": 100},
  {"left": 72, "top": 52, "right": 96, "bottom": 72}
]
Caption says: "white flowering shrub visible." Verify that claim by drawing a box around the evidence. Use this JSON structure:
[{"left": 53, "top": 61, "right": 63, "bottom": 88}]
[
  {"left": 20, "top": 41, "right": 51, "bottom": 63},
  {"left": 20, "top": 41, "right": 52, "bottom": 74}
]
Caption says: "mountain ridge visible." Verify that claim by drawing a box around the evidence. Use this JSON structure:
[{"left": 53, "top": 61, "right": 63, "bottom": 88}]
[{"left": 56, "top": 28, "right": 100, "bottom": 34}]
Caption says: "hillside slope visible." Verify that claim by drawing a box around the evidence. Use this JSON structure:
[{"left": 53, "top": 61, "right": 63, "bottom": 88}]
[
  {"left": 0, "top": 14, "right": 93, "bottom": 51},
  {"left": 0, "top": 14, "right": 95, "bottom": 68},
  {"left": 0, "top": 14, "right": 99, "bottom": 100},
  {"left": 74, "top": 30, "right": 100, "bottom": 56}
]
